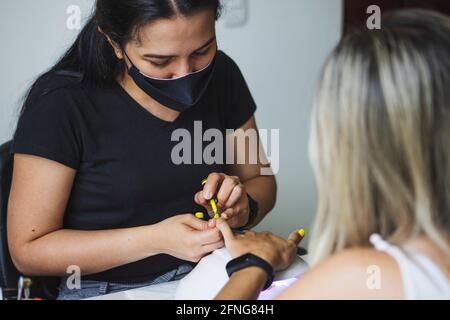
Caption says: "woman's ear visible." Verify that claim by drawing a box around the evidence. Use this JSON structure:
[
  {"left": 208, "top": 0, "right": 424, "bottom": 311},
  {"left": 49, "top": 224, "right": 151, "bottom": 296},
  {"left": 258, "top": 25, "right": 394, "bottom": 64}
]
[{"left": 97, "top": 26, "right": 123, "bottom": 60}]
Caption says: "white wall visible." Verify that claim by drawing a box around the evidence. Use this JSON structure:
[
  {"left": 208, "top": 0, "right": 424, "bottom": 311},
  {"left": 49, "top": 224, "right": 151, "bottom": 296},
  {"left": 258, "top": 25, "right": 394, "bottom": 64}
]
[
  {"left": 215, "top": 1, "right": 343, "bottom": 244},
  {"left": 0, "top": 0, "right": 94, "bottom": 137},
  {"left": 0, "top": 0, "right": 342, "bottom": 244}
]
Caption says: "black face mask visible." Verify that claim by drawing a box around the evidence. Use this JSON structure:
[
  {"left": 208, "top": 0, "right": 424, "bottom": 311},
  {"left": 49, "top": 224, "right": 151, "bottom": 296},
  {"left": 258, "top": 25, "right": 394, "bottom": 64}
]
[{"left": 125, "top": 51, "right": 217, "bottom": 112}]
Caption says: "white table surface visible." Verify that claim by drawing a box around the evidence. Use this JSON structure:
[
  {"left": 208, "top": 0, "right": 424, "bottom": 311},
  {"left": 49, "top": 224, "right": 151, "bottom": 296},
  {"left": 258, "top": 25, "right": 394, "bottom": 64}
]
[
  {"left": 87, "top": 254, "right": 310, "bottom": 300},
  {"left": 86, "top": 277, "right": 300, "bottom": 301},
  {"left": 86, "top": 280, "right": 181, "bottom": 300}
]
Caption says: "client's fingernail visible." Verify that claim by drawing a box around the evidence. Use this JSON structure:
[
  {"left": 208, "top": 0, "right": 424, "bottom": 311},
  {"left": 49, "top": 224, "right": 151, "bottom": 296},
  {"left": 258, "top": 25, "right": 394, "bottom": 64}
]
[
  {"left": 195, "top": 212, "right": 204, "bottom": 219},
  {"left": 298, "top": 229, "right": 305, "bottom": 237}
]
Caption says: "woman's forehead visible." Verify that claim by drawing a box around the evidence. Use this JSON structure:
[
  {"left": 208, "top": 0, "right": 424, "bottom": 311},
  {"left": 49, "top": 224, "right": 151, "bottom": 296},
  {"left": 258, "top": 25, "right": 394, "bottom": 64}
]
[{"left": 131, "top": 10, "right": 216, "bottom": 55}]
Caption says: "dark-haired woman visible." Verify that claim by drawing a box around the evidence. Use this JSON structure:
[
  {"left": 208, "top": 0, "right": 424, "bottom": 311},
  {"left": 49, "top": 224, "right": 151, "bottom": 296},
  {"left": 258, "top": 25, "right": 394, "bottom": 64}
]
[{"left": 7, "top": 0, "right": 276, "bottom": 300}]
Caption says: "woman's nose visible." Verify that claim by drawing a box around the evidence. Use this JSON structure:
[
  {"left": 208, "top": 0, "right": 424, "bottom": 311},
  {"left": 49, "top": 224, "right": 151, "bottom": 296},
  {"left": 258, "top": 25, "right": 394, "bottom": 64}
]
[{"left": 171, "top": 60, "right": 194, "bottom": 79}]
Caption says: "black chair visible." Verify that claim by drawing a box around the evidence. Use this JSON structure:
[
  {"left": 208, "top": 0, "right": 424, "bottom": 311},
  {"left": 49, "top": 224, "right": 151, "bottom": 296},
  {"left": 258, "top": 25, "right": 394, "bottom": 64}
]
[{"left": 0, "top": 141, "right": 59, "bottom": 300}]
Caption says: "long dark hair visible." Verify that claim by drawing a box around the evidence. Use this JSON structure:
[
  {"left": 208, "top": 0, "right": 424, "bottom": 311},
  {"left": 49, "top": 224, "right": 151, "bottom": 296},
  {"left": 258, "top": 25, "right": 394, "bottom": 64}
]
[{"left": 21, "top": 0, "right": 222, "bottom": 112}]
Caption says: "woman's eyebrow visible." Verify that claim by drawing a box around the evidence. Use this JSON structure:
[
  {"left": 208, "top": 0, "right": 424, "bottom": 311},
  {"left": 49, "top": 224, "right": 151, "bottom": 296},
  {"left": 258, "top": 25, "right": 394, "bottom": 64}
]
[
  {"left": 142, "top": 36, "right": 216, "bottom": 59},
  {"left": 193, "top": 36, "right": 217, "bottom": 52}
]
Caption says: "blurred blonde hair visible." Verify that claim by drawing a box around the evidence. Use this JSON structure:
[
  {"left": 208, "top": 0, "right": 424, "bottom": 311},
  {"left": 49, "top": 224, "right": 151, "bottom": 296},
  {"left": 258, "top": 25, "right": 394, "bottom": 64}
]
[{"left": 309, "top": 9, "right": 450, "bottom": 265}]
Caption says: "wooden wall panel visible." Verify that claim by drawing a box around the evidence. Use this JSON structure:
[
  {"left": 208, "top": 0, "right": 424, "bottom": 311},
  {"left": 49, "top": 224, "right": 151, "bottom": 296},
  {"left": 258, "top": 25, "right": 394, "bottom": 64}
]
[{"left": 344, "top": 0, "right": 450, "bottom": 33}]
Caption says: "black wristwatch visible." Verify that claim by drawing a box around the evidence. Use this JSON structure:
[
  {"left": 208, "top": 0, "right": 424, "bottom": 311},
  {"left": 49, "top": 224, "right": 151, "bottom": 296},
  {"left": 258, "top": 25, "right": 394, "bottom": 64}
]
[
  {"left": 226, "top": 253, "right": 274, "bottom": 291},
  {"left": 236, "top": 193, "right": 259, "bottom": 231}
]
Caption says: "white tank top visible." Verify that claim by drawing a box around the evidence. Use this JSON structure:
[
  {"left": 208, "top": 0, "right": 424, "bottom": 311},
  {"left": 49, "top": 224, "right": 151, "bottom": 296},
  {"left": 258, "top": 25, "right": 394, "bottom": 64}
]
[{"left": 370, "top": 234, "right": 450, "bottom": 300}]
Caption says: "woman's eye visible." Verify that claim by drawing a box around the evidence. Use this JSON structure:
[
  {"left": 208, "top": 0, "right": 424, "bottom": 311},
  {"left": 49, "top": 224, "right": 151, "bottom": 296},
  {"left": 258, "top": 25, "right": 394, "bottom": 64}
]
[
  {"left": 149, "top": 59, "right": 171, "bottom": 67},
  {"left": 194, "top": 50, "right": 209, "bottom": 57}
]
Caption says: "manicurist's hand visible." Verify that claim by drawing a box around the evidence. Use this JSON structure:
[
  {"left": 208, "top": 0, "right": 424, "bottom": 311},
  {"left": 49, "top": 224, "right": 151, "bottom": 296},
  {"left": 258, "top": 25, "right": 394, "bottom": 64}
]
[
  {"left": 155, "top": 214, "right": 224, "bottom": 262},
  {"left": 216, "top": 219, "right": 303, "bottom": 272},
  {"left": 194, "top": 173, "right": 251, "bottom": 229}
]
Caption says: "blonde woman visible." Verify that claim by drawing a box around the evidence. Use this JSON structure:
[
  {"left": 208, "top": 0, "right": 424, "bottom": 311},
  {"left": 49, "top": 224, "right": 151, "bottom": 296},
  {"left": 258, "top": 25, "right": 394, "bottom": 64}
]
[{"left": 214, "top": 9, "right": 450, "bottom": 300}]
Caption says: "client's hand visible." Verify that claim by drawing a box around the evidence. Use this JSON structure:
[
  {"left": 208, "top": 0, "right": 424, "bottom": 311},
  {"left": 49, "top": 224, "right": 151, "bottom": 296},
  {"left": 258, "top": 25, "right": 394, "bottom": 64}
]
[{"left": 215, "top": 219, "right": 304, "bottom": 272}]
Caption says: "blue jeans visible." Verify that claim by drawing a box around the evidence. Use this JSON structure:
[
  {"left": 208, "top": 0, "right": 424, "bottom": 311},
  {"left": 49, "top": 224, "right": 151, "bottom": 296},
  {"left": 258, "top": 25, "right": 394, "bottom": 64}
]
[{"left": 57, "top": 264, "right": 193, "bottom": 300}]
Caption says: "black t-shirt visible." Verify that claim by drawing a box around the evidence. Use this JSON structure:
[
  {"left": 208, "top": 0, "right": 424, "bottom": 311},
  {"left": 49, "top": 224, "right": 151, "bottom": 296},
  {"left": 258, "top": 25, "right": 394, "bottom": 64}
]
[{"left": 11, "top": 51, "right": 257, "bottom": 283}]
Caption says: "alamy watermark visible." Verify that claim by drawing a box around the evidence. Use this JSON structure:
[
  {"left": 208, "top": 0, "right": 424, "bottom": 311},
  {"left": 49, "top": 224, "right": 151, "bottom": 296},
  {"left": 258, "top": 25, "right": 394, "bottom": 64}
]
[
  {"left": 66, "top": 5, "right": 82, "bottom": 31},
  {"left": 367, "top": 5, "right": 382, "bottom": 30},
  {"left": 366, "top": 264, "right": 382, "bottom": 290},
  {"left": 66, "top": 265, "right": 81, "bottom": 290},
  {"left": 171, "top": 121, "right": 279, "bottom": 175}
]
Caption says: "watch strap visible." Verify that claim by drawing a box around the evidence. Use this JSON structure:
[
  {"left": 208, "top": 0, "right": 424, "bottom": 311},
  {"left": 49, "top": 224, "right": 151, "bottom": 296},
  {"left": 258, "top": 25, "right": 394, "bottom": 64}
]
[{"left": 226, "top": 253, "right": 274, "bottom": 291}]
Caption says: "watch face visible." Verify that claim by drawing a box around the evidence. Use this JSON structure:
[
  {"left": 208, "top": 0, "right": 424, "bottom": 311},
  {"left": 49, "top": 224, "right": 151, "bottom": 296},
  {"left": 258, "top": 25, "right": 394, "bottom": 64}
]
[
  {"left": 246, "top": 255, "right": 255, "bottom": 265},
  {"left": 242, "top": 194, "right": 258, "bottom": 229},
  {"left": 239, "top": 254, "right": 253, "bottom": 267}
]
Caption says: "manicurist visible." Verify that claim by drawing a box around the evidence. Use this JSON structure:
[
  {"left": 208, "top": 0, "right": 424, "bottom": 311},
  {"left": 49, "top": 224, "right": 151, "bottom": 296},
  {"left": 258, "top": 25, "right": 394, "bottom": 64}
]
[{"left": 8, "top": 0, "right": 275, "bottom": 300}]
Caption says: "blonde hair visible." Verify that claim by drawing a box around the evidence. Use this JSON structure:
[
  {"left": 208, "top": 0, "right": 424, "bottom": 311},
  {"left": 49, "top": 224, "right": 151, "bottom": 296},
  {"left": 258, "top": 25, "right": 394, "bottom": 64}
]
[{"left": 309, "top": 9, "right": 450, "bottom": 265}]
